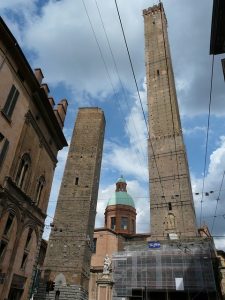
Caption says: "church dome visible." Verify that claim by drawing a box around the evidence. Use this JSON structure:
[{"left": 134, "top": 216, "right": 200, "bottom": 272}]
[
  {"left": 105, "top": 176, "right": 136, "bottom": 234},
  {"left": 116, "top": 176, "right": 126, "bottom": 183},
  {"left": 107, "top": 176, "right": 135, "bottom": 208},
  {"left": 107, "top": 192, "right": 135, "bottom": 208}
]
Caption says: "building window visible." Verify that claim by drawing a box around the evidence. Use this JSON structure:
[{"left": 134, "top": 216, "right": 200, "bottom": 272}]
[
  {"left": 15, "top": 153, "right": 31, "bottom": 190},
  {"left": 75, "top": 177, "right": 79, "bottom": 185},
  {"left": 35, "top": 176, "right": 45, "bottom": 204},
  {"left": 121, "top": 217, "right": 128, "bottom": 230},
  {"left": 3, "top": 213, "right": 14, "bottom": 236},
  {"left": 20, "top": 252, "right": 28, "bottom": 269},
  {"left": 0, "top": 240, "right": 7, "bottom": 259},
  {"left": 25, "top": 228, "right": 33, "bottom": 249},
  {"left": 111, "top": 217, "right": 116, "bottom": 230},
  {"left": 2, "top": 85, "right": 20, "bottom": 119},
  {"left": 132, "top": 220, "right": 135, "bottom": 233},
  {"left": 168, "top": 202, "right": 172, "bottom": 211},
  {"left": 0, "top": 134, "right": 9, "bottom": 169},
  {"left": 92, "top": 238, "right": 97, "bottom": 253}
]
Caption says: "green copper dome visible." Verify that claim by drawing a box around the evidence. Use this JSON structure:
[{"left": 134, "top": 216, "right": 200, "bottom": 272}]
[
  {"left": 116, "top": 176, "right": 126, "bottom": 183},
  {"left": 107, "top": 176, "right": 135, "bottom": 208},
  {"left": 107, "top": 191, "right": 135, "bottom": 208}
]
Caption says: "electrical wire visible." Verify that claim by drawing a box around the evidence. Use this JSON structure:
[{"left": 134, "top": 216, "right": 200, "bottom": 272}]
[
  {"left": 81, "top": 0, "right": 146, "bottom": 169},
  {"left": 211, "top": 170, "right": 225, "bottom": 234},
  {"left": 94, "top": 0, "right": 147, "bottom": 161},
  {"left": 199, "top": 54, "right": 215, "bottom": 226},
  {"left": 114, "top": 0, "right": 168, "bottom": 205}
]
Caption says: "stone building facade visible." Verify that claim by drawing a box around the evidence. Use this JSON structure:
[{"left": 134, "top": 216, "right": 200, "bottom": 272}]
[
  {"left": 36, "top": 108, "right": 105, "bottom": 299},
  {"left": 0, "top": 17, "right": 67, "bottom": 300},
  {"left": 143, "top": 4, "right": 197, "bottom": 239}
]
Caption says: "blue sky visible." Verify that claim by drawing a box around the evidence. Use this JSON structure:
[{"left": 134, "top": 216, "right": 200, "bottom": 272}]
[{"left": 1, "top": 0, "right": 225, "bottom": 249}]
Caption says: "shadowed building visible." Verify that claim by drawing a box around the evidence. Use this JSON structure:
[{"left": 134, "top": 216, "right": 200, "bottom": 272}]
[
  {"left": 0, "top": 17, "right": 67, "bottom": 300},
  {"left": 143, "top": 3, "right": 197, "bottom": 239},
  {"left": 35, "top": 108, "right": 105, "bottom": 300}
]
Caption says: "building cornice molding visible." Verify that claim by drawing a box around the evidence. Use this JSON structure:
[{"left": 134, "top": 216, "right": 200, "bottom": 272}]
[{"left": 2, "top": 176, "right": 46, "bottom": 223}]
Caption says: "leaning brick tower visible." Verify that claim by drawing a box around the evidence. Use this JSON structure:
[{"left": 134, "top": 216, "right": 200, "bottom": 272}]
[
  {"left": 39, "top": 108, "right": 105, "bottom": 299},
  {"left": 143, "top": 3, "right": 197, "bottom": 239}
]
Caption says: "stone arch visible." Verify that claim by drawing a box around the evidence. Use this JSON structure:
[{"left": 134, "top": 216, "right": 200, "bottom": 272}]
[
  {"left": 15, "top": 152, "right": 32, "bottom": 192},
  {"left": 55, "top": 273, "right": 67, "bottom": 286},
  {"left": 0, "top": 204, "right": 20, "bottom": 237},
  {"left": 4, "top": 203, "right": 21, "bottom": 222},
  {"left": 15, "top": 224, "right": 38, "bottom": 272}
]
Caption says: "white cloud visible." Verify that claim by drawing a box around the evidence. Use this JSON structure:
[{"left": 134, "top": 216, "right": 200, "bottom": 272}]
[
  {"left": 102, "top": 83, "right": 148, "bottom": 181},
  {"left": 183, "top": 126, "right": 207, "bottom": 136},
  {"left": 2, "top": 0, "right": 225, "bottom": 248},
  {"left": 192, "top": 136, "right": 225, "bottom": 250}
]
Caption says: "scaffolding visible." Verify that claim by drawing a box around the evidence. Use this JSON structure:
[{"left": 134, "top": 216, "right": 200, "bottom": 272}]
[{"left": 112, "top": 238, "right": 218, "bottom": 299}]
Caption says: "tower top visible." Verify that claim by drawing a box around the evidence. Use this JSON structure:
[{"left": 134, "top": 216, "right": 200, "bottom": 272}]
[
  {"left": 143, "top": 3, "right": 163, "bottom": 15},
  {"left": 143, "top": 2, "right": 167, "bottom": 24}
]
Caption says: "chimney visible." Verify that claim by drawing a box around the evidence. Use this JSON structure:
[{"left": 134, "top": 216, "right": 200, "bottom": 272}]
[
  {"left": 41, "top": 83, "right": 50, "bottom": 96},
  {"left": 34, "top": 68, "right": 44, "bottom": 85},
  {"left": 48, "top": 97, "right": 55, "bottom": 108},
  {"left": 54, "top": 99, "right": 68, "bottom": 128}
]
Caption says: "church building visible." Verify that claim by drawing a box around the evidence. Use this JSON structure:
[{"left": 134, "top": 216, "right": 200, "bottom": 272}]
[{"left": 89, "top": 176, "right": 150, "bottom": 300}]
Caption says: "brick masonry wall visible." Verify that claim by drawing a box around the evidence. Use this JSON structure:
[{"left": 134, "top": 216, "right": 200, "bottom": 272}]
[
  {"left": 143, "top": 4, "right": 197, "bottom": 239},
  {"left": 42, "top": 108, "right": 105, "bottom": 295}
]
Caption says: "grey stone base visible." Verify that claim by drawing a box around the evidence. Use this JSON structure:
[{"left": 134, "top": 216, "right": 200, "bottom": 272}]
[{"left": 33, "top": 282, "right": 88, "bottom": 300}]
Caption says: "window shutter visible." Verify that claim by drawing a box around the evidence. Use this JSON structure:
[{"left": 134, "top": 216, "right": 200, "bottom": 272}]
[
  {"left": 3, "top": 85, "right": 19, "bottom": 118},
  {"left": 8, "top": 89, "right": 19, "bottom": 118},
  {"left": 0, "top": 139, "right": 9, "bottom": 168}
]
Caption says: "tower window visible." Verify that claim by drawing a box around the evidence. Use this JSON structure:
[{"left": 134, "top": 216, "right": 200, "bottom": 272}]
[
  {"left": 121, "top": 217, "right": 128, "bottom": 230},
  {"left": 3, "top": 213, "right": 14, "bottom": 236},
  {"left": 111, "top": 217, "right": 116, "bottom": 230},
  {"left": 157, "top": 69, "right": 160, "bottom": 76},
  {"left": 168, "top": 202, "right": 172, "bottom": 211},
  {"left": 2, "top": 84, "right": 20, "bottom": 119},
  {"left": 92, "top": 238, "right": 97, "bottom": 253},
  {"left": 75, "top": 177, "right": 79, "bottom": 185}
]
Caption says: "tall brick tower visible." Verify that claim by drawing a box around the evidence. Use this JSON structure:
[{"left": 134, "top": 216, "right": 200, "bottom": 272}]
[
  {"left": 143, "top": 4, "right": 197, "bottom": 239},
  {"left": 40, "top": 108, "right": 105, "bottom": 299}
]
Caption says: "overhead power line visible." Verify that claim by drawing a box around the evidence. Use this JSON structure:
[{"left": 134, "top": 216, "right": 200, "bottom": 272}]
[
  {"left": 94, "top": 0, "right": 147, "bottom": 162},
  {"left": 82, "top": 0, "right": 147, "bottom": 170},
  {"left": 211, "top": 170, "right": 225, "bottom": 234},
  {"left": 199, "top": 54, "right": 215, "bottom": 227},
  {"left": 114, "top": 0, "right": 149, "bottom": 136},
  {"left": 114, "top": 0, "right": 170, "bottom": 206}
]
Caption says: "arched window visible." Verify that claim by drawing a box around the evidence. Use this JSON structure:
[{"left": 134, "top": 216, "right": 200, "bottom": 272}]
[
  {"left": 15, "top": 153, "right": 31, "bottom": 190},
  {"left": 35, "top": 176, "right": 45, "bottom": 204}
]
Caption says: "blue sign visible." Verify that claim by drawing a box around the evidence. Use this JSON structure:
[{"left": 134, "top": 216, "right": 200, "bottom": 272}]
[{"left": 148, "top": 241, "right": 161, "bottom": 249}]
